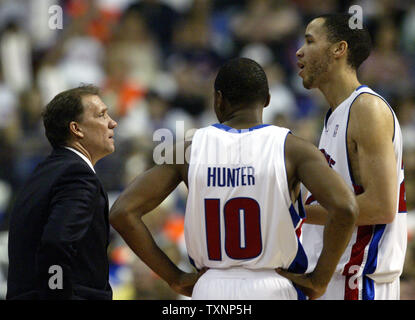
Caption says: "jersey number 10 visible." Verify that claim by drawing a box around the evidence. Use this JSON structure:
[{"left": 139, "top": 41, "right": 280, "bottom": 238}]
[{"left": 204, "top": 197, "right": 262, "bottom": 260}]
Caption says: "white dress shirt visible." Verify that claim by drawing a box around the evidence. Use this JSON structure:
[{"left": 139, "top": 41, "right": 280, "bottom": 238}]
[{"left": 64, "top": 146, "right": 96, "bottom": 173}]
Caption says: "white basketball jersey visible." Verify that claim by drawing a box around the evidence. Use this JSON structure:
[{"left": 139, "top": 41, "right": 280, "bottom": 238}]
[
  {"left": 302, "top": 85, "right": 407, "bottom": 298},
  {"left": 185, "top": 124, "right": 307, "bottom": 273}
]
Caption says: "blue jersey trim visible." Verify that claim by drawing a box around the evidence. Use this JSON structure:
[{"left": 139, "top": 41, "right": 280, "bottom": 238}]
[
  {"left": 287, "top": 236, "right": 308, "bottom": 274},
  {"left": 188, "top": 255, "right": 199, "bottom": 271},
  {"left": 363, "top": 276, "right": 375, "bottom": 300},
  {"left": 353, "top": 92, "right": 396, "bottom": 142},
  {"left": 362, "top": 224, "right": 386, "bottom": 300},
  {"left": 288, "top": 192, "right": 306, "bottom": 227},
  {"left": 288, "top": 197, "right": 308, "bottom": 274},
  {"left": 363, "top": 224, "right": 386, "bottom": 275},
  {"left": 297, "top": 191, "right": 306, "bottom": 219},
  {"left": 324, "top": 108, "right": 333, "bottom": 131},
  {"left": 345, "top": 93, "right": 364, "bottom": 186},
  {"left": 294, "top": 284, "right": 307, "bottom": 300},
  {"left": 355, "top": 85, "right": 369, "bottom": 91},
  {"left": 325, "top": 82, "right": 368, "bottom": 131},
  {"left": 289, "top": 204, "right": 300, "bottom": 228},
  {"left": 212, "top": 123, "right": 271, "bottom": 133}
]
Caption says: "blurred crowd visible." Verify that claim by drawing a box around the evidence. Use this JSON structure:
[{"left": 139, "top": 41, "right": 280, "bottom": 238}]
[{"left": 0, "top": 0, "right": 414, "bottom": 300}]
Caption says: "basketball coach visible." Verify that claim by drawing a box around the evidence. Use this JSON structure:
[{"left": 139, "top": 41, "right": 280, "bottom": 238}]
[{"left": 6, "top": 85, "right": 117, "bottom": 300}]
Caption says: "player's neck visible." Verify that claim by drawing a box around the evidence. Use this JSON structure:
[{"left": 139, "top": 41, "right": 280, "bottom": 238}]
[
  {"left": 318, "top": 69, "right": 361, "bottom": 110},
  {"left": 221, "top": 108, "right": 263, "bottom": 129}
]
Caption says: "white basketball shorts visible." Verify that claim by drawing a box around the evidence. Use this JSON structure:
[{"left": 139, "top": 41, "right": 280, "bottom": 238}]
[
  {"left": 316, "top": 272, "right": 400, "bottom": 300},
  {"left": 191, "top": 268, "right": 306, "bottom": 300}
]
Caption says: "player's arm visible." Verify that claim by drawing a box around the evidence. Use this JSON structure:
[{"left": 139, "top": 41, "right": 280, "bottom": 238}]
[
  {"left": 305, "top": 95, "right": 397, "bottom": 226},
  {"left": 278, "top": 134, "right": 358, "bottom": 299},
  {"left": 109, "top": 143, "right": 200, "bottom": 297},
  {"left": 347, "top": 94, "right": 397, "bottom": 224}
]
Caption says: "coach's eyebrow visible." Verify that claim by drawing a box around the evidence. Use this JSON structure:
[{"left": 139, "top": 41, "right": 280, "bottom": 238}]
[{"left": 305, "top": 33, "right": 314, "bottom": 39}]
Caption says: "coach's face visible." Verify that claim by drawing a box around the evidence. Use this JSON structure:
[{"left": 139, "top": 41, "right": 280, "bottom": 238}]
[
  {"left": 78, "top": 95, "right": 117, "bottom": 163},
  {"left": 296, "top": 18, "right": 333, "bottom": 89}
]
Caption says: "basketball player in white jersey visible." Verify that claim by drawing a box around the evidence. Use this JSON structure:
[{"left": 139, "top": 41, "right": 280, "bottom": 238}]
[
  {"left": 109, "top": 58, "right": 358, "bottom": 300},
  {"left": 281, "top": 13, "right": 408, "bottom": 300}
]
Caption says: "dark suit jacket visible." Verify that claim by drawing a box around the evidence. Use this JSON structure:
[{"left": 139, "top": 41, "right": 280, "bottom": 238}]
[{"left": 7, "top": 147, "right": 112, "bottom": 300}]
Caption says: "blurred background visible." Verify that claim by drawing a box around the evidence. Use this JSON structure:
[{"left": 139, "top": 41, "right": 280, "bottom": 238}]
[{"left": 0, "top": 0, "right": 414, "bottom": 300}]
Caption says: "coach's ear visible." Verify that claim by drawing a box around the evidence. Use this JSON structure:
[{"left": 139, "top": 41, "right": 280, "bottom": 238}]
[
  {"left": 264, "top": 93, "right": 271, "bottom": 108},
  {"left": 69, "top": 121, "right": 84, "bottom": 139}
]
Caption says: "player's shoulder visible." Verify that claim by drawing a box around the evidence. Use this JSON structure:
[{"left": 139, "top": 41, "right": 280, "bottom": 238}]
[
  {"left": 350, "top": 91, "right": 392, "bottom": 123},
  {"left": 285, "top": 133, "right": 320, "bottom": 159},
  {"left": 349, "top": 90, "right": 394, "bottom": 139},
  {"left": 266, "top": 124, "right": 291, "bottom": 133}
]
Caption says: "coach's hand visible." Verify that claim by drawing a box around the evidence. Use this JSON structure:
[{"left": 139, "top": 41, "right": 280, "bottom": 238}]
[
  {"left": 276, "top": 268, "right": 327, "bottom": 300},
  {"left": 170, "top": 268, "right": 208, "bottom": 297}
]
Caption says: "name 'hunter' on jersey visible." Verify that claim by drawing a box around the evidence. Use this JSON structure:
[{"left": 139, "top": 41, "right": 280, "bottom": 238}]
[{"left": 207, "top": 166, "right": 255, "bottom": 187}]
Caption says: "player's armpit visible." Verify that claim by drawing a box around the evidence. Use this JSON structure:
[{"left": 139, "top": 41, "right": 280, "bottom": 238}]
[
  {"left": 109, "top": 163, "right": 192, "bottom": 290},
  {"left": 110, "top": 163, "right": 182, "bottom": 222},
  {"left": 348, "top": 94, "right": 397, "bottom": 225}
]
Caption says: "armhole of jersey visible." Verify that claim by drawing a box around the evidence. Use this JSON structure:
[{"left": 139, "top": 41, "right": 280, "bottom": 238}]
[
  {"left": 187, "top": 129, "right": 202, "bottom": 191},
  {"left": 361, "top": 92, "right": 396, "bottom": 142},
  {"left": 345, "top": 93, "right": 362, "bottom": 187},
  {"left": 184, "top": 141, "right": 192, "bottom": 188},
  {"left": 346, "top": 92, "right": 396, "bottom": 187},
  {"left": 375, "top": 93, "right": 396, "bottom": 143},
  {"left": 282, "top": 130, "right": 294, "bottom": 207}
]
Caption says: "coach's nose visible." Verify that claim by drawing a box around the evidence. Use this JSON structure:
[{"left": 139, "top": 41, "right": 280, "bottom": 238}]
[{"left": 109, "top": 116, "right": 117, "bottom": 129}]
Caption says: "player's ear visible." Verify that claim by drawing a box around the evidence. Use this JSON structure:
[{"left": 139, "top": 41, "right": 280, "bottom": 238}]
[
  {"left": 215, "top": 90, "right": 227, "bottom": 113},
  {"left": 333, "top": 40, "right": 348, "bottom": 59},
  {"left": 214, "top": 90, "right": 222, "bottom": 108},
  {"left": 264, "top": 93, "right": 271, "bottom": 108},
  {"left": 214, "top": 90, "right": 225, "bottom": 122}
]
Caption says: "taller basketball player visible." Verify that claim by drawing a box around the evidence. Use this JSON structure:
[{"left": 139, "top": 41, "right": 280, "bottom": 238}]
[{"left": 280, "top": 13, "right": 407, "bottom": 300}]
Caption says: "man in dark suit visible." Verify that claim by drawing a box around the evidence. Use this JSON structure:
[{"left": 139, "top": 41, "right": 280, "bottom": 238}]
[{"left": 7, "top": 85, "right": 117, "bottom": 300}]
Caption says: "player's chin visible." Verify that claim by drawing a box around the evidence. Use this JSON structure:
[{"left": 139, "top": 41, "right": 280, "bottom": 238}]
[
  {"left": 302, "top": 77, "right": 315, "bottom": 90},
  {"left": 302, "top": 80, "right": 312, "bottom": 90}
]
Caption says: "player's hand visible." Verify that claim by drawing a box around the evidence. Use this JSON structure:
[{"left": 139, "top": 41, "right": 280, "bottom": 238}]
[
  {"left": 276, "top": 268, "right": 327, "bottom": 300},
  {"left": 169, "top": 268, "right": 208, "bottom": 297}
]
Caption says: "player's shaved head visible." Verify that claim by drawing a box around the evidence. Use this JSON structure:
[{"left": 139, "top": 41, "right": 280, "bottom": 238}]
[{"left": 214, "top": 57, "right": 269, "bottom": 107}]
